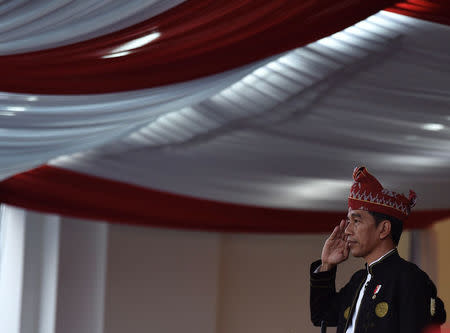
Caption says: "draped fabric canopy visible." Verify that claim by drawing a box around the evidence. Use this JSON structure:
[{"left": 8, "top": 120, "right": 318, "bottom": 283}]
[
  {"left": 1, "top": 0, "right": 399, "bottom": 94},
  {"left": 0, "top": 0, "right": 186, "bottom": 55},
  {"left": 1, "top": 0, "right": 450, "bottom": 232}
]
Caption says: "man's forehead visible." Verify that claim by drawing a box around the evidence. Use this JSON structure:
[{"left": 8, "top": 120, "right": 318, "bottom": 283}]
[{"left": 347, "top": 208, "right": 369, "bottom": 218}]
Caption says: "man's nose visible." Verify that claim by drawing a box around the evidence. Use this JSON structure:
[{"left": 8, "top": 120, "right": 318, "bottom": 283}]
[{"left": 344, "top": 221, "right": 352, "bottom": 235}]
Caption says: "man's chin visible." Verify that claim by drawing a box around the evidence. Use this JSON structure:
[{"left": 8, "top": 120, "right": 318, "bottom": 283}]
[{"left": 349, "top": 247, "right": 363, "bottom": 258}]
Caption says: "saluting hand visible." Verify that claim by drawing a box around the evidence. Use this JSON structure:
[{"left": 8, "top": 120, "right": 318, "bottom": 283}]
[{"left": 320, "top": 219, "right": 349, "bottom": 272}]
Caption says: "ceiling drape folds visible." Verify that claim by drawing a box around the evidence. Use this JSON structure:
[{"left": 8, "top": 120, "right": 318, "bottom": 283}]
[
  {"left": 1, "top": 166, "right": 447, "bottom": 233},
  {"left": 0, "top": 59, "right": 270, "bottom": 180},
  {"left": 0, "top": 0, "right": 187, "bottom": 55},
  {"left": 1, "top": 1, "right": 450, "bottom": 232},
  {"left": 0, "top": 0, "right": 399, "bottom": 94}
]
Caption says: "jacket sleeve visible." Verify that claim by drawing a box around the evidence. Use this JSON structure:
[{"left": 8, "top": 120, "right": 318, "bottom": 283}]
[
  {"left": 309, "top": 259, "right": 342, "bottom": 327},
  {"left": 398, "top": 272, "right": 446, "bottom": 333}
]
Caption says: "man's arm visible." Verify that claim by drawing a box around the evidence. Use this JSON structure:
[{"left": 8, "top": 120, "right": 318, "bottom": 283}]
[
  {"left": 310, "top": 260, "right": 340, "bottom": 326},
  {"left": 310, "top": 219, "right": 350, "bottom": 327},
  {"left": 398, "top": 273, "right": 446, "bottom": 333}
]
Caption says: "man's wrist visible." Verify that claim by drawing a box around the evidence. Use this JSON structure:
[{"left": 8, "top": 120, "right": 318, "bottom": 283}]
[{"left": 319, "top": 262, "right": 336, "bottom": 272}]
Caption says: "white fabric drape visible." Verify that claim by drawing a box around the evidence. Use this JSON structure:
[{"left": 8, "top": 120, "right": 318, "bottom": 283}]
[
  {"left": 0, "top": 0, "right": 186, "bottom": 55},
  {"left": 0, "top": 58, "right": 272, "bottom": 179},
  {"left": 47, "top": 11, "right": 450, "bottom": 211}
]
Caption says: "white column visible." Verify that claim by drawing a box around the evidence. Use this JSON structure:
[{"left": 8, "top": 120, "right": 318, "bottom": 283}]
[
  {"left": 0, "top": 205, "right": 26, "bottom": 333},
  {"left": 39, "top": 215, "right": 60, "bottom": 333},
  {"left": 0, "top": 207, "right": 108, "bottom": 333},
  {"left": 20, "top": 211, "right": 61, "bottom": 333}
]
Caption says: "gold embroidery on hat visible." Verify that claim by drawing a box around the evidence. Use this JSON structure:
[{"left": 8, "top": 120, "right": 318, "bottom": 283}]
[
  {"left": 431, "top": 298, "right": 436, "bottom": 317},
  {"left": 344, "top": 307, "right": 351, "bottom": 320},
  {"left": 375, "top": 302, "right": 389, "bottom": 318}
]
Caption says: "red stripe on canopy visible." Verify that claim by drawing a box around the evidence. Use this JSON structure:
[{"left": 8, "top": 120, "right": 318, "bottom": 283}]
[
  {"left": 0, "top": 0, "right": 400, "bottom": 94},
  {"left": 0, "top": 166, "right": 448, "bottom": 233},
  {"left": 387, "top": 0, "right": 450, "bottom": 26}
]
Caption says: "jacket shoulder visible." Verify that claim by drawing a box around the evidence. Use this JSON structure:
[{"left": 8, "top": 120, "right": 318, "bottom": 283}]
[{"left": 395, "top": 257, "right": 435, "bottom": 289}]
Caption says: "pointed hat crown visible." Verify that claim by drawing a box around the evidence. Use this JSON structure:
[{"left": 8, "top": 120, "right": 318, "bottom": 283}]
[{"left": 348, "top": 166, "right": 416, "bottom": 221}]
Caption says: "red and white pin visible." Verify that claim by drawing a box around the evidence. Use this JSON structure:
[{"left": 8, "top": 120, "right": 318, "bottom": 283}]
[{"left": 372, "top": 285, "right": 382, "bottom": 299}]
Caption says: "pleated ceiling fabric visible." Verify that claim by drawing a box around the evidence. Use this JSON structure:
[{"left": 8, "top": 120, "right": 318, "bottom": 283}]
[
  {"left": 0, "top": 0, "right": 186, "bottom": 55},
  {"left": 0, "top": 59, "right": 270, "bottom": 180},
  {"left": 1, "top": 0, "right": 450, "bottom": 232},
  {"left": 1, "top": 10, "right": 449, "bottom": 232},
  {"left": 1, "top": 0, "right": 448, "bottom": 94},
  {"left": 0, "top": 0, "right": 399, "bottom": 94}
]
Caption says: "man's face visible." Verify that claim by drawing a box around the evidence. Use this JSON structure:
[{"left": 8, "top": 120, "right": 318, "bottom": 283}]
[{"left": 345, "top": 208, "right": 381, "bottom": 259}]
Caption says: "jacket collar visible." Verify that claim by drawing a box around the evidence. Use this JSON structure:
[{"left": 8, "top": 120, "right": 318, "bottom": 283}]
[{"left": 366, "top": 248, "right": 399, "bottom": 275}]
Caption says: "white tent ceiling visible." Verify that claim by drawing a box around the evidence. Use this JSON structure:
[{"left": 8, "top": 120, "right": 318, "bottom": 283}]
[
  {"left": 47, "top": 11, "right": 450, "bottom": 212},
  {"left": 0, "top": 0, "right": 186, "bottom": 54},
  {"left": 0, "top": 1, "right": 449, "bottom": 230}
]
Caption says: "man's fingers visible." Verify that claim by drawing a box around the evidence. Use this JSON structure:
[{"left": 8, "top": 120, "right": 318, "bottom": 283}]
[
  {"left": 329, "top": 219, "right": 347, "bottom": 241},
  {"left": 339, "top": 219, "right": 346, "bottom": 234},
  {"left": 329, "top": 226, "right": 339, "bottom": 240}
]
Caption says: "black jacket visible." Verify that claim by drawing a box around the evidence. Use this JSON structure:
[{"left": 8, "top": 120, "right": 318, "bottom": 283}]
[{"left": 310, "top": 249, "right": 446, "bottom": 333}]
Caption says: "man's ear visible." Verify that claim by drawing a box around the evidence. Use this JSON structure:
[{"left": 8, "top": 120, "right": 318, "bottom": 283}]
[{"left": 379, "top": 220, "right": 392, "bottom": 240}]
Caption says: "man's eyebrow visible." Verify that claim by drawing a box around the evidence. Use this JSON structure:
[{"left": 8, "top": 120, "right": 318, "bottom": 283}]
[{"left": 349, "top": 213, "right": 362, "bottom": 218}]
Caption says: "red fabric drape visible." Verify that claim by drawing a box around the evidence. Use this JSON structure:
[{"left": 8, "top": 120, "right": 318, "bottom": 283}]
[
  {"left": 387, "top": 0, "right": 450, "bottom": 26},
  {"left": 0, "top": 166, "right": 448, "bottom": 232},
  {"left": 2, "top": 1, "right": 449, "bottom": 94},
  {"left": 0, "top": 0, "right": 400, "bottom": 94}
]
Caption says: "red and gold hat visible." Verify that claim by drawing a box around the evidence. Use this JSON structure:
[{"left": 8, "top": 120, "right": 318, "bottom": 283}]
[{"left": 348, "top": 166, "right": 417, "bottom": 221}]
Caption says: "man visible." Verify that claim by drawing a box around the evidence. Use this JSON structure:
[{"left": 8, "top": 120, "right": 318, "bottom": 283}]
[{"left": 310, "top": 166, "right": 446, "bottom": 333}]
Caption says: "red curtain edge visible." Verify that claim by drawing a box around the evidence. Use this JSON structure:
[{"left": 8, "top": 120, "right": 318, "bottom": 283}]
[
  {"left": 0, "top": 166, "right": 448, "bottom": 233},
  {"left": 3, "top": 0, "right": 450, "bottom": 94},
  {"left": 386, "top": 7, "right": 450, "bottom": 27}
]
